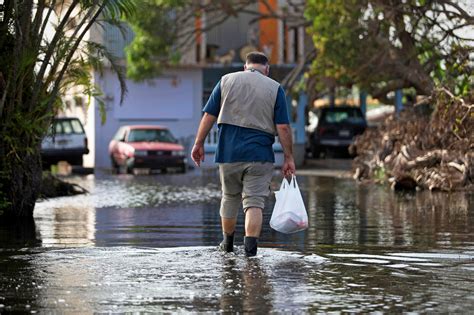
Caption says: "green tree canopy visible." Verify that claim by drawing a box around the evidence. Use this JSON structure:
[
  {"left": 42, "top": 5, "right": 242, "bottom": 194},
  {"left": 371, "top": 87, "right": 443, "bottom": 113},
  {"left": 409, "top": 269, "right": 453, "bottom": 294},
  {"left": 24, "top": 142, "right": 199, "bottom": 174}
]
[
  {"left": 124, "top": 0, "right": 186, "bottom": 81},
  {"left": 305, "top": 0, "right": 474, "bottom": 101}
]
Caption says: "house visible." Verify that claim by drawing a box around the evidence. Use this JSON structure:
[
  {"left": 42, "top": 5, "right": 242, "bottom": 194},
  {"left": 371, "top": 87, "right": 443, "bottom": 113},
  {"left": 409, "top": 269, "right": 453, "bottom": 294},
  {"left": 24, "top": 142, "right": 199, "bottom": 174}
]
[{"left": 63, "top": 0, "right": 310, "bottom": 169}]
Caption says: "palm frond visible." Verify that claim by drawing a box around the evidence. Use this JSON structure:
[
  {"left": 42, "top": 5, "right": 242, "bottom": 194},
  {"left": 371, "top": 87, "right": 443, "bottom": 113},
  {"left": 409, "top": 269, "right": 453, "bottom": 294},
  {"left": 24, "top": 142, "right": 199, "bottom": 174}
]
[
  {"left": 95, "top": 17, "right": 131, "bottom": 40},
  {"left": 102, "top": 0, "right": 137, "bottom": 20},
  {"left": 86, "top": 41, "right": 127, "bottom": 104}
]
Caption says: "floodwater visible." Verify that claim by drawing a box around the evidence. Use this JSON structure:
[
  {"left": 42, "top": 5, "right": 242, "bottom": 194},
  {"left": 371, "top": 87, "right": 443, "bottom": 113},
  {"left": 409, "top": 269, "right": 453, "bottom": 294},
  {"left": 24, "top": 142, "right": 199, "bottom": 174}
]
[{"left": 0, "top": 169, "right": 473, "bottom": 313}]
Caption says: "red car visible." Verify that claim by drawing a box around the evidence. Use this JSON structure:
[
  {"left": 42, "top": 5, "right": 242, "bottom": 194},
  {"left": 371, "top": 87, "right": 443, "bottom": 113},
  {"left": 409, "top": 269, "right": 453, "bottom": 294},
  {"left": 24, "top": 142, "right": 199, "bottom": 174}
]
[{"left": 109, "top": 125, "right": 187, "bottom": 173}]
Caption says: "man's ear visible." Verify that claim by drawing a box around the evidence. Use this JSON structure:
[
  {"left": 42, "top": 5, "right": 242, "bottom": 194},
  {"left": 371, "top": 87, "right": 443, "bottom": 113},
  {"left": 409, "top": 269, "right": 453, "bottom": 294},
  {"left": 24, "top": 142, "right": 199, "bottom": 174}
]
[{"left": 265, "top": 65, "right": 270, "bottom": 76}]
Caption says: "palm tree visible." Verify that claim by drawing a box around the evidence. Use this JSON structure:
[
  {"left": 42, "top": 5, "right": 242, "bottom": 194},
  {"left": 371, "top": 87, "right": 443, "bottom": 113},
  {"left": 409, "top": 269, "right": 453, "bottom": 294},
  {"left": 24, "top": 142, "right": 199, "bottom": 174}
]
[{"left": 0, "top": 0, "right": 136, "bottom": 219}]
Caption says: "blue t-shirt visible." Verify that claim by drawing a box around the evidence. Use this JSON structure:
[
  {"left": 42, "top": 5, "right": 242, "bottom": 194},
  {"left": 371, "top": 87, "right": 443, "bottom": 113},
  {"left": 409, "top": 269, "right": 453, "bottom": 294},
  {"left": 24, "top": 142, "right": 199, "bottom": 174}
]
[{"left": 203, "top": 79, "right": 290, "bottom": 163}]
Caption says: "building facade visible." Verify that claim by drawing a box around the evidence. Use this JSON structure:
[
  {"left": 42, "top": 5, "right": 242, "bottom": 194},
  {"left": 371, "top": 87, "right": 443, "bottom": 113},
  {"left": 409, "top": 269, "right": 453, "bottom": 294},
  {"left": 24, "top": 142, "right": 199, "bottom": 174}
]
[{"left": 64, "top": 0, "right": 309, "bottom": 169}]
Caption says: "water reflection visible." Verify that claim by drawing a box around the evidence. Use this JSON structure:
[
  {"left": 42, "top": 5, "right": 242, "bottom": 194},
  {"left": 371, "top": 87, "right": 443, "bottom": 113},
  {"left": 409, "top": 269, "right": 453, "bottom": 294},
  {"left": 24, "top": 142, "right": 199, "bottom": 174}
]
[
  {"left": 34, "top": 206, "right": 95, "bottom": 246},
  {"left": 0, "top": 172, "right": 473, "bottom": 313},
  {"left": 241, "top": 260, "right": 273, "bottom": 312},
  {"left": 2, "top": 245, "right": 472, "bottom": 313},
  {"left": 30, "top": 172, "right": 473, "bottom": 250},
  {"left": 301, "top": 176, "right": 473, "bottom": 250},
  {"left": 95, "top": 205, "right": 208, "bottom": 247},
  {"left": 219, "top": 257, "right": 273, "bottom": 313}
]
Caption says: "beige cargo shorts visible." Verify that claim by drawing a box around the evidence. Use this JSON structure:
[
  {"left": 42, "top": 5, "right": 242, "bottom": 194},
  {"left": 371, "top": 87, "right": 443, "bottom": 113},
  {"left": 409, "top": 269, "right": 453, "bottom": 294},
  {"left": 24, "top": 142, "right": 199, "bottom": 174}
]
[{"left": 218, "top": 162, "right": 274, "bottom": 218}]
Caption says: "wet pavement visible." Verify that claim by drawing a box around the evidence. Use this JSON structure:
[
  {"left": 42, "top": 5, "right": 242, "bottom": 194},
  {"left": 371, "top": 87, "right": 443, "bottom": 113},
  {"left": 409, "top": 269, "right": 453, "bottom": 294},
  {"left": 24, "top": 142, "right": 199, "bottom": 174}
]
[{"left": 0, "top": 168, "right": 473, "bottom": 313}]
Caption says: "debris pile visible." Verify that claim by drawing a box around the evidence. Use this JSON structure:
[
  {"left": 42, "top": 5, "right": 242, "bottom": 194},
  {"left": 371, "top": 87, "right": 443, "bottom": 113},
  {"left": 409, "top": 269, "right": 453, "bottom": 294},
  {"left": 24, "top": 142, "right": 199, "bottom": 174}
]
[
  {"left": 40, "top": 172, "right": 88, "bottom": 198},
  {"left": 351, "top": 88, "right": 473, "bottom": 191}
]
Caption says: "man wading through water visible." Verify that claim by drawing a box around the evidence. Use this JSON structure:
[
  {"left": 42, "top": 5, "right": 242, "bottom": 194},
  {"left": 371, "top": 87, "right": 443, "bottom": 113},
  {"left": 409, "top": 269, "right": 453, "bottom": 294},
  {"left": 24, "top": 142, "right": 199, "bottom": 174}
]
[{"left": 191, "top": 52, "right": 295, "bottom": 257}]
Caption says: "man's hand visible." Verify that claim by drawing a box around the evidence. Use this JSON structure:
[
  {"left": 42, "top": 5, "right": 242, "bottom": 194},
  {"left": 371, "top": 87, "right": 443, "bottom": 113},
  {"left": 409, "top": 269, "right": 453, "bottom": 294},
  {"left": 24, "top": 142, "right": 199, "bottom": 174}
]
[
  {"left": 191, "top": 143, "right": 205, "bottom": 167},
  {"left": 276, "top": 124, "right": 296, "bottom": 178},
  {"left": 282, "top": 156, "right": 296, "bottom": 177},
  {"left": 191, "top": 113, "right": 217, "bottom": 167}
]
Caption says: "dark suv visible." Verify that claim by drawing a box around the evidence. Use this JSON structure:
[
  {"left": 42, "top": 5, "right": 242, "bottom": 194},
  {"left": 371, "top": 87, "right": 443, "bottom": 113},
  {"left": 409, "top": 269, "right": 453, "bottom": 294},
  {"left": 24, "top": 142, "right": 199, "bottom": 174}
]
[{"left": 308, "top": 106, "right": 367, "bottom": 158}]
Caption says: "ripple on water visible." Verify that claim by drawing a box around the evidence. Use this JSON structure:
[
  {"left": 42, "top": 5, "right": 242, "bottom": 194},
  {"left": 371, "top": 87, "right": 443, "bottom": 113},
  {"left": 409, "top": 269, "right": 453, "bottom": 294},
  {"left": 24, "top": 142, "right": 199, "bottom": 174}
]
[
  {"left": 3, "top": 246, "right": 474, "bottom": 313},
  {"left": 35, "top": 178, "right": 221, "bottom": 210},
  {"left": 327, "top": 251, "right": 474, "bottom": 272},
  {"left": 389, "top": 252, "right": 474, "bottom": 260},
  {"left": 5, "top": 247, "right": 328, "bottom": 312}
]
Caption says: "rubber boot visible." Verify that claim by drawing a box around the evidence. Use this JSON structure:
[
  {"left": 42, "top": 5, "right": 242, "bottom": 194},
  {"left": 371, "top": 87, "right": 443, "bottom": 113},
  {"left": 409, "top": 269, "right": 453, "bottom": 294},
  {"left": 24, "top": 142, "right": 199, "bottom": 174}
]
[
  {"left": 219, "top": 232, "right": 234, "bottom": 253},
  {"left": 244, "top": 236, "right": 258, "bottom": 257}
]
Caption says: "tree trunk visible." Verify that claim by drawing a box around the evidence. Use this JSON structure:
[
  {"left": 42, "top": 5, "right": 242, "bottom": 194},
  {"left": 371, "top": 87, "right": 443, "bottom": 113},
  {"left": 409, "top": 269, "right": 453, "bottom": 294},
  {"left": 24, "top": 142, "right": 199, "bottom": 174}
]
[
  {"left": 0, "top": 144, "right": 42, "bottom": 220},
  {"left": 0, "top": 215, "right": 40, "bottom": 246}
]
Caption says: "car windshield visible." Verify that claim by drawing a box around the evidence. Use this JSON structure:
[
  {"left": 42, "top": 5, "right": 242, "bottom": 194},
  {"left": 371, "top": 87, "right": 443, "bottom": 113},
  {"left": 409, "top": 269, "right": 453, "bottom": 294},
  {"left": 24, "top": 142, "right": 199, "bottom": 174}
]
[
  {"left": 48, "top": 119, "right": 84, "bottom": 135},
  {"left": 322, "top": 108, "right": 365, "bottom": 124},
  {"left": 127, "top": 129, "right": 176, "bottom": 143}
]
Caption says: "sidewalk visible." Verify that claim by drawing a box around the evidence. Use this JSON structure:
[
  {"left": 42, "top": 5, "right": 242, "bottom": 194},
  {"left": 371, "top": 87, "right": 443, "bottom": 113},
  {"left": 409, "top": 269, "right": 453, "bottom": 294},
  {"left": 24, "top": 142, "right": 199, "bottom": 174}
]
[{"left": 297, "top": 158, "right": 353, "bottom": 178}]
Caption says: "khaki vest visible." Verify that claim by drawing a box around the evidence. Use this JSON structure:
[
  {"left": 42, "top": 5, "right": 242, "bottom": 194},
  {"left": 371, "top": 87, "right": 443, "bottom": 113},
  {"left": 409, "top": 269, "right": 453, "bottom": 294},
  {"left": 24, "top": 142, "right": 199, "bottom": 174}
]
[{"left": 217, "top": 70, "right": 280, "bottom": 135}]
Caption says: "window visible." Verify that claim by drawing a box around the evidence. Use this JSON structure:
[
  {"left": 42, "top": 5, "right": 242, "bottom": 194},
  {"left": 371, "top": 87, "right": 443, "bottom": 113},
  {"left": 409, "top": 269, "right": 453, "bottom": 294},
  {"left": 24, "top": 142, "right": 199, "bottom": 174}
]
[
  {"left": 62, "top": 121, "right": 73, "bottom": 134},
  {"left": 322, "top": 108, "right": 364, "bottom": 124},
  {"left": 127, "top": 129, "right": 176, "bottom": 143},
  {"left": 70, "top": 119, "right": 85, "bottom": 133},
  {"left": 53, "top": 122, "right": 62, "bottom": 135},
  {"left": 50, "top": 119, "right": 85, "bottom": 135}
]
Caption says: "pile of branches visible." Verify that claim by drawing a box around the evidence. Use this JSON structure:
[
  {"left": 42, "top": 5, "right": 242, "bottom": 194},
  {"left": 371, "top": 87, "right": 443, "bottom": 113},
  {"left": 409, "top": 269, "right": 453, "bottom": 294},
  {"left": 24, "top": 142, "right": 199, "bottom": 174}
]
[
  {"left": 351, "top": 88, "right": 473, "bottom": 191},
  {"left": 40, "top": 173, "right": 88, "bottom": 199}
]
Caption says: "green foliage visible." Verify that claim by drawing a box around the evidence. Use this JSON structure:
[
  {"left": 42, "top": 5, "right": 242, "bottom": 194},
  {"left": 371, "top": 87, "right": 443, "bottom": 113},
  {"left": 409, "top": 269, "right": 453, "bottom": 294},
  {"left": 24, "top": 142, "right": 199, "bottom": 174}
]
[
  {"left": 0, "top": 0, "right": 138, "bottom": 217},
  {"left": 373, "top": 166, "right": 386, "bottom": 182},
  {"left": 0, "top": 171, "right": 12, "bottom": 212},
  {"left": 430, "top": 45, "right": 473, "bottom": 97},
  {"left": 305, "top": 0, "right": 364, "bottom": 89},
  {"left": 305, "top": 0, "right": 474, "bottom": 100},
  {"left": 102, "top": 0, "right": 138, "bottom": 19},
  {"left": 124, "top": 0, "right": 186, "bottom": 81}
]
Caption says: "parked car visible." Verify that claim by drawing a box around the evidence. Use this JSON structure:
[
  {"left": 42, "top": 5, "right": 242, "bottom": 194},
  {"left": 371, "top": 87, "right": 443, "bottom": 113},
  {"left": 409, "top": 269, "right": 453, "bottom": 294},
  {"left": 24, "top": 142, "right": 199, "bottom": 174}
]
[
  {"left": 41, "top": 117, "right": 89, "bottom": 167},
  {"left": 109, "top": 125, "right": 187, "bottom": 174},
  {"left": 308, "top": 106, "right": 367, "bottom": 158}
]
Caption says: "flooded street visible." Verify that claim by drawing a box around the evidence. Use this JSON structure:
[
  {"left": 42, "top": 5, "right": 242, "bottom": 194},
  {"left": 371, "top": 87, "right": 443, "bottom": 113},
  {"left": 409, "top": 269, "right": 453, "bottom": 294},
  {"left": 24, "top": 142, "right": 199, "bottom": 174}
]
[{"left": 1, "top": 170, "right": 473, "bottom": 313}]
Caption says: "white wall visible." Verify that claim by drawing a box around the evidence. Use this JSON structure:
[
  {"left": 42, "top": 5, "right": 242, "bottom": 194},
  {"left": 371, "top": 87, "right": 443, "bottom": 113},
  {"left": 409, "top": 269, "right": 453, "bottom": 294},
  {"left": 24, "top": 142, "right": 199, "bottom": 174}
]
[{"left": 94, "top": 68, "right": 203, "bottom": 169}]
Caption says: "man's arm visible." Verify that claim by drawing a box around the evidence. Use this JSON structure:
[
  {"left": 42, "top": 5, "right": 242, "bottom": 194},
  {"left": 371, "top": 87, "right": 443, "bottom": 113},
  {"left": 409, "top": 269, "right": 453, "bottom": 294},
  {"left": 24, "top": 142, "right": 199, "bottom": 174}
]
[
  {"left": 191, "top": 113, "right": 217, "bottom": 167},
  {"left": 274, "top": 85, "right": 295, "bottom": 177},
  {"left": 192, "top": 80, "right": 221, "bottom": 167},
  {"left": 276, "top": 124, "right": 295, "bottom": 177}
]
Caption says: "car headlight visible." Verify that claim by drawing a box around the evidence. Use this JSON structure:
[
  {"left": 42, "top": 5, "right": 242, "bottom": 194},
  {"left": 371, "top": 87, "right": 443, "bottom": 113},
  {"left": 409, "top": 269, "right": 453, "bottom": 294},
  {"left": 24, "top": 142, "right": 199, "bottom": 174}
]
[
  {"left": 134, "top": 150, "right": 147, "bottom": 156},
  {"left": 171, "top": 150, "right": 185, "bottom": 156}
]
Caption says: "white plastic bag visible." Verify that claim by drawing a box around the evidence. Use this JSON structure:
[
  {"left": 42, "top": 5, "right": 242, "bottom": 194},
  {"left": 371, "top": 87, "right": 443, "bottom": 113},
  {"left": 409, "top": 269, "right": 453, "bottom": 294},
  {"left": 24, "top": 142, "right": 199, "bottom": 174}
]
[{"left": 270, "top": 175, "right": 309, "bottom": 234}]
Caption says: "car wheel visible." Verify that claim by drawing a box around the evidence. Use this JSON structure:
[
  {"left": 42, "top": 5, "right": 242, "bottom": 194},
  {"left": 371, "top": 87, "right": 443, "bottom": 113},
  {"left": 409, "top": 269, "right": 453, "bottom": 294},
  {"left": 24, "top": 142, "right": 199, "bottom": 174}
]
[
  {"left": 116, "top": 159, "right": 130, "bottom": 174},
  {"left": 110, "top": 156, "right": 120, "bottom": 174},
  {"left": 117, "top": 165, "right": 126, "bottom": 174},
  {"left": 122, "top": 158, "right": 134, "bottom": 174},
  {"left": 178, "top": 165, "right": 186, "bottom": 173}
]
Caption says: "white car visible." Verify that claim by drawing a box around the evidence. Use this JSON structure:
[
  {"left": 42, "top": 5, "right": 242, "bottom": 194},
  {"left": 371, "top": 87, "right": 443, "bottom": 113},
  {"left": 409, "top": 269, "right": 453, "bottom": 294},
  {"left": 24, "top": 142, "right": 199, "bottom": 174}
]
[{"left": 41, "top": 117, "right": 89, "bottom": 167}]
